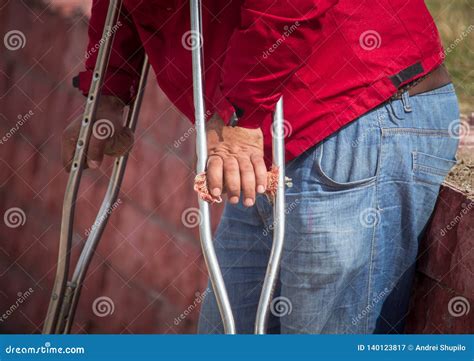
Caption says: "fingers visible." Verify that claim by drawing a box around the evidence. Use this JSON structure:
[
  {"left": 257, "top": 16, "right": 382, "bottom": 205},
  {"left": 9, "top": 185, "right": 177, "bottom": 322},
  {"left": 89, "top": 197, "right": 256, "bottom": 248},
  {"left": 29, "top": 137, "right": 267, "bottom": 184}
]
[
  {"left": 61, "top": 96, "right": 125, "bottom": 172},
  {"left": 62, "top": 123, "right": 131, "bottom": 173},
  {"left": 207, "top": 154, "right": 266, "bottom": 207},
  {"left": 87, "top": 119, "right": 111, "bottom": 169},
  {"left": 238, "top": 158, "right": 255, "bottom": 207},
  {"left": 223, "top": 157, "right": 240, "bottom": 204},
  {"left": 207, "top": 156, "right": 223, "bottom": 198},
  {"left": 89, "top": 118, "right": 133, "bottom": 168},
  {"left": 251, "top": 154, "right": 267, "bottom": 194},
  {"left": 104, "top": 127, "right": 134, "bottom": 157}
]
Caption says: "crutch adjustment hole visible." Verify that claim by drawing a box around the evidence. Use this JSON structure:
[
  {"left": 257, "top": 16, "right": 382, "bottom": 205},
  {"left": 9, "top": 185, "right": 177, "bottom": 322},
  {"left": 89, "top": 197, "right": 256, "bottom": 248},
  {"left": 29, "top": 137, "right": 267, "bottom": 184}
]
[
  {"left": 84, "top": 118, "right": 89, "bottom": 124},
  {"left": 94, "top": 72, "right": 99, "bottom": 79},
  {"left": 89, "top": 95, "right": 94, "bottom": 101},
  {"left": 72, "top": 162, "right": 78, "bottom": 169},
  {"left": 77, "top": 140, "right": 84, "bottom": 147}
]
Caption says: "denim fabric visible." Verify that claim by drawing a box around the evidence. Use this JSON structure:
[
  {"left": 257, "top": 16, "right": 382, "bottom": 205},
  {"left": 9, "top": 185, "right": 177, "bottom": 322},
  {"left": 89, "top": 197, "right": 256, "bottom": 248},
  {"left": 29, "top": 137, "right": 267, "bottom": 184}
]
[{"left": 198, "top": 84, "right": 460, "bottom": 334}]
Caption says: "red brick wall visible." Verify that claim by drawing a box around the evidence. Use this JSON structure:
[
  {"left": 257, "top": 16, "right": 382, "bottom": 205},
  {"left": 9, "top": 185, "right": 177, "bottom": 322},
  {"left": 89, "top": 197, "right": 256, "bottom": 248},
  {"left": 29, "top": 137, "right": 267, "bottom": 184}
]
[
  {"left": 405, "top": 186, "right": 473, "bottom": 333},
  {"left": 0, "top": 0, "right": 222, "bottom": 333}
]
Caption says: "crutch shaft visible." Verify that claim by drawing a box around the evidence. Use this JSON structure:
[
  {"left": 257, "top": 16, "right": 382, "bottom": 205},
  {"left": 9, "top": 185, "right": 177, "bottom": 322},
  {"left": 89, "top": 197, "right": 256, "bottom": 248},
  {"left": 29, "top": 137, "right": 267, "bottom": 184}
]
[
  {"left": 255, "top": 98, "right": 286, "bottom": 334},
  {"left": 190, "top": 0, "right": 236, "bottom": 335},
  {"left": 43, "top": 0, "right": 123, "bottom": 334},
  {"left": 57, "top": 58, "right": 150, "bottom": 334}
]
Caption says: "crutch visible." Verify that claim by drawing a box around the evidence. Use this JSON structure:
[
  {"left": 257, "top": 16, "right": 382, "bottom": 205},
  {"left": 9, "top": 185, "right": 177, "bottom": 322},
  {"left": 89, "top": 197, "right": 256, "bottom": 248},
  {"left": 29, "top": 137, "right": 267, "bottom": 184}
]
[
  {"left": 190, "top": 0, "right": 286, "bottom": 334},
  {"left": 43, "top": 0, "right": 150, "bottom": 334}
]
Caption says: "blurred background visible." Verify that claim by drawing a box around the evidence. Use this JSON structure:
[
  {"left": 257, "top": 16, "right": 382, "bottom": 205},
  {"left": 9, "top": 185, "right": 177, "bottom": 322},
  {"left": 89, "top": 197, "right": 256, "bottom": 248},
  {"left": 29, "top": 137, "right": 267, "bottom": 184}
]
[{"left": 0, "top": 0, "right": 472, "bottom": 334}]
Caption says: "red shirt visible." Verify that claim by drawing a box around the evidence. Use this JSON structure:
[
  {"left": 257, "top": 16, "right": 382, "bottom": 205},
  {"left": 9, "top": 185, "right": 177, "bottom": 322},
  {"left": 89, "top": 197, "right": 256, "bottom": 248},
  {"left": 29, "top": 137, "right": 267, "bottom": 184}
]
[{"left": 76, "top": 0, "right": 444, "bottom": 165}]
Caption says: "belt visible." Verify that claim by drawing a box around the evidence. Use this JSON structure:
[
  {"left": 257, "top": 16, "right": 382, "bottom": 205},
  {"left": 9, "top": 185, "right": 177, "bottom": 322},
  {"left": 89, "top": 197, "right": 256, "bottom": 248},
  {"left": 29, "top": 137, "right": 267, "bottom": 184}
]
[{"left": 390, "top": 64, "right": 451, "bottom": 100}]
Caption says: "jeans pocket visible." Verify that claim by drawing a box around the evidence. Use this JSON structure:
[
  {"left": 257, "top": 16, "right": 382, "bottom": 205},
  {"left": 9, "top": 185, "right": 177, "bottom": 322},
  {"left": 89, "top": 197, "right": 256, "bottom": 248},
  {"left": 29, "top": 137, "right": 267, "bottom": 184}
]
[
  {"left": 412, "top": 151, "right": 457, "bottom": 186},
  {"left": 312, "top": 115, "right": 381, "bottom": 190}
]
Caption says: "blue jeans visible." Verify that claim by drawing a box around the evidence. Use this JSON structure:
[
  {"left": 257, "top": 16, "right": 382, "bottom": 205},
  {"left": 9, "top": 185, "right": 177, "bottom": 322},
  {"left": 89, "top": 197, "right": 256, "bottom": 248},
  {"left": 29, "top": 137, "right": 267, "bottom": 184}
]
[{"left": 198, "top": 84, "right": 460, "bottom": 334}]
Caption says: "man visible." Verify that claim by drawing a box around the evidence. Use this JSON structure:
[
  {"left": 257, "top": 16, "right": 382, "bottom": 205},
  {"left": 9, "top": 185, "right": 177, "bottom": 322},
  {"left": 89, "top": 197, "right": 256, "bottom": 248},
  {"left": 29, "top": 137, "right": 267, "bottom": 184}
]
[{"left": 63, "top": 0, "right": 460, "bottom": 333}]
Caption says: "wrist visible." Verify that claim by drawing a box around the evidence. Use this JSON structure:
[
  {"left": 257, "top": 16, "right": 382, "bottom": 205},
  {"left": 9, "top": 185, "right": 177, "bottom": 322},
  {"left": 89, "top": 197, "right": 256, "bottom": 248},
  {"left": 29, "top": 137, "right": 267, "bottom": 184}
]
[{"left": 206, "top": 113, "right": 226, "bottom": 132}]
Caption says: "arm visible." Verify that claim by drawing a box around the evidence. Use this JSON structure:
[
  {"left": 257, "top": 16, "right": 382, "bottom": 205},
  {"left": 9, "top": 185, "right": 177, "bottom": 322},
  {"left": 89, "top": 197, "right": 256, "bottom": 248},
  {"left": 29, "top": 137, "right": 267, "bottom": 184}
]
[
  {"left": 74, "top": 0, "right": 145, "bottom": 104},
  {"left": 207, "top": 0, "right": 338, "bottom": 206},
  {"left": 220, "top": 0, "right": 338, "bottom": 128}
]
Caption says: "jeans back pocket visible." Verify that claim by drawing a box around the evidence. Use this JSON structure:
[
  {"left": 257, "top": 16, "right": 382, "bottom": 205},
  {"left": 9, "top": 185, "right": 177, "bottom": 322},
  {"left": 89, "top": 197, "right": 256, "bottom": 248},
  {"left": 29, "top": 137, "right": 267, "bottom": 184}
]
[{"left": 412, "top": 151, "right": 457, "bottom": 186}]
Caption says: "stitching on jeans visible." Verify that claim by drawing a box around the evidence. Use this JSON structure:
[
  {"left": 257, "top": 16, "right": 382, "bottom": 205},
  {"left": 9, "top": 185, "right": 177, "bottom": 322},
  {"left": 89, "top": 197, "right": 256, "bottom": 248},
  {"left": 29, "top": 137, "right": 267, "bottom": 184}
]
[
  {"left": 413, "top": 164, "right": 453, "bottom": 177},
  {"left": 412, "top": 151, "right": 456, "bottom": 177},
  {"left": 382, "top": 128, "right": 451, "bottom": 136},
  {"left": 365, "top": 189, "right": 379, "bottom": 333},
  {"left": 365, "top": 109, "right": 384, "bottom": 332},
  {"left": 413, "top": 176, "right": 446, "bottom": 186}
]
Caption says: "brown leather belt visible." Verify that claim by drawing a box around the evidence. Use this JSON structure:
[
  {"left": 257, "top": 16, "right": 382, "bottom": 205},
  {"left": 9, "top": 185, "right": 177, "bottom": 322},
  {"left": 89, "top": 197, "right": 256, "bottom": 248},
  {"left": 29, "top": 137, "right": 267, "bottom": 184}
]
[{"left": 390, "top": 64, "right": 451, "bottom": 100}]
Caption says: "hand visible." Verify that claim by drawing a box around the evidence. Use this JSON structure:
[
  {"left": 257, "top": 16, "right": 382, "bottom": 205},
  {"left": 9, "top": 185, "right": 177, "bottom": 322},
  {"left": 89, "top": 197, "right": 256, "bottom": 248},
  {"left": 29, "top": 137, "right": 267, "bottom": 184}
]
[
  {"left": 61, "top": 95, "right": 134, "bottom": 172},
  {"left": 206, "top": 113, "right": 267, "bottom": 207}
]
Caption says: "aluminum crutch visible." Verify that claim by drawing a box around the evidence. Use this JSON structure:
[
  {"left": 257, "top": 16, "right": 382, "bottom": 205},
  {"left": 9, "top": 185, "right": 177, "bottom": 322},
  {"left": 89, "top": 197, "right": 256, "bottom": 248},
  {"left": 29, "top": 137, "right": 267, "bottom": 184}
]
[
  {"left": 190, "top": 0, "right": 236, "bottom": 335},
  {"left": 255, "top": 98, "right": 285, "bottom": 334},
  {"left": 190, "top": 0, "right": 286, "bottom": 335},
  {"left": 55, "top": 57, "right": 149, "bottom": 334},
  {"left": 43, "top": 0, "right": 149, "bottom": 334}
]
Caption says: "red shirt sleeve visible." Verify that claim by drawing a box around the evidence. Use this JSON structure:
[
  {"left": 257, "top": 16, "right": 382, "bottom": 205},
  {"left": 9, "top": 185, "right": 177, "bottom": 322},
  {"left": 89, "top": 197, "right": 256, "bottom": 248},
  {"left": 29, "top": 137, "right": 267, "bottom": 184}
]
[
  {"left": 75, "top": 0, "right": 144, "bottom": 104},
  {"left": 220, "top": 0, "right": 338, "bottom": 128}
]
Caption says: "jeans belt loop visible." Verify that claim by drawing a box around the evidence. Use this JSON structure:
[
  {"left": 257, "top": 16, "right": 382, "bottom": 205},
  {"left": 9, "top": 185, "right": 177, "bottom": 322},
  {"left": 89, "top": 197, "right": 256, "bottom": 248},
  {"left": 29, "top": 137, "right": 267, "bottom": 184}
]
[{"left": 401, "top": 91, "right": 412, "bottom": 113}]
